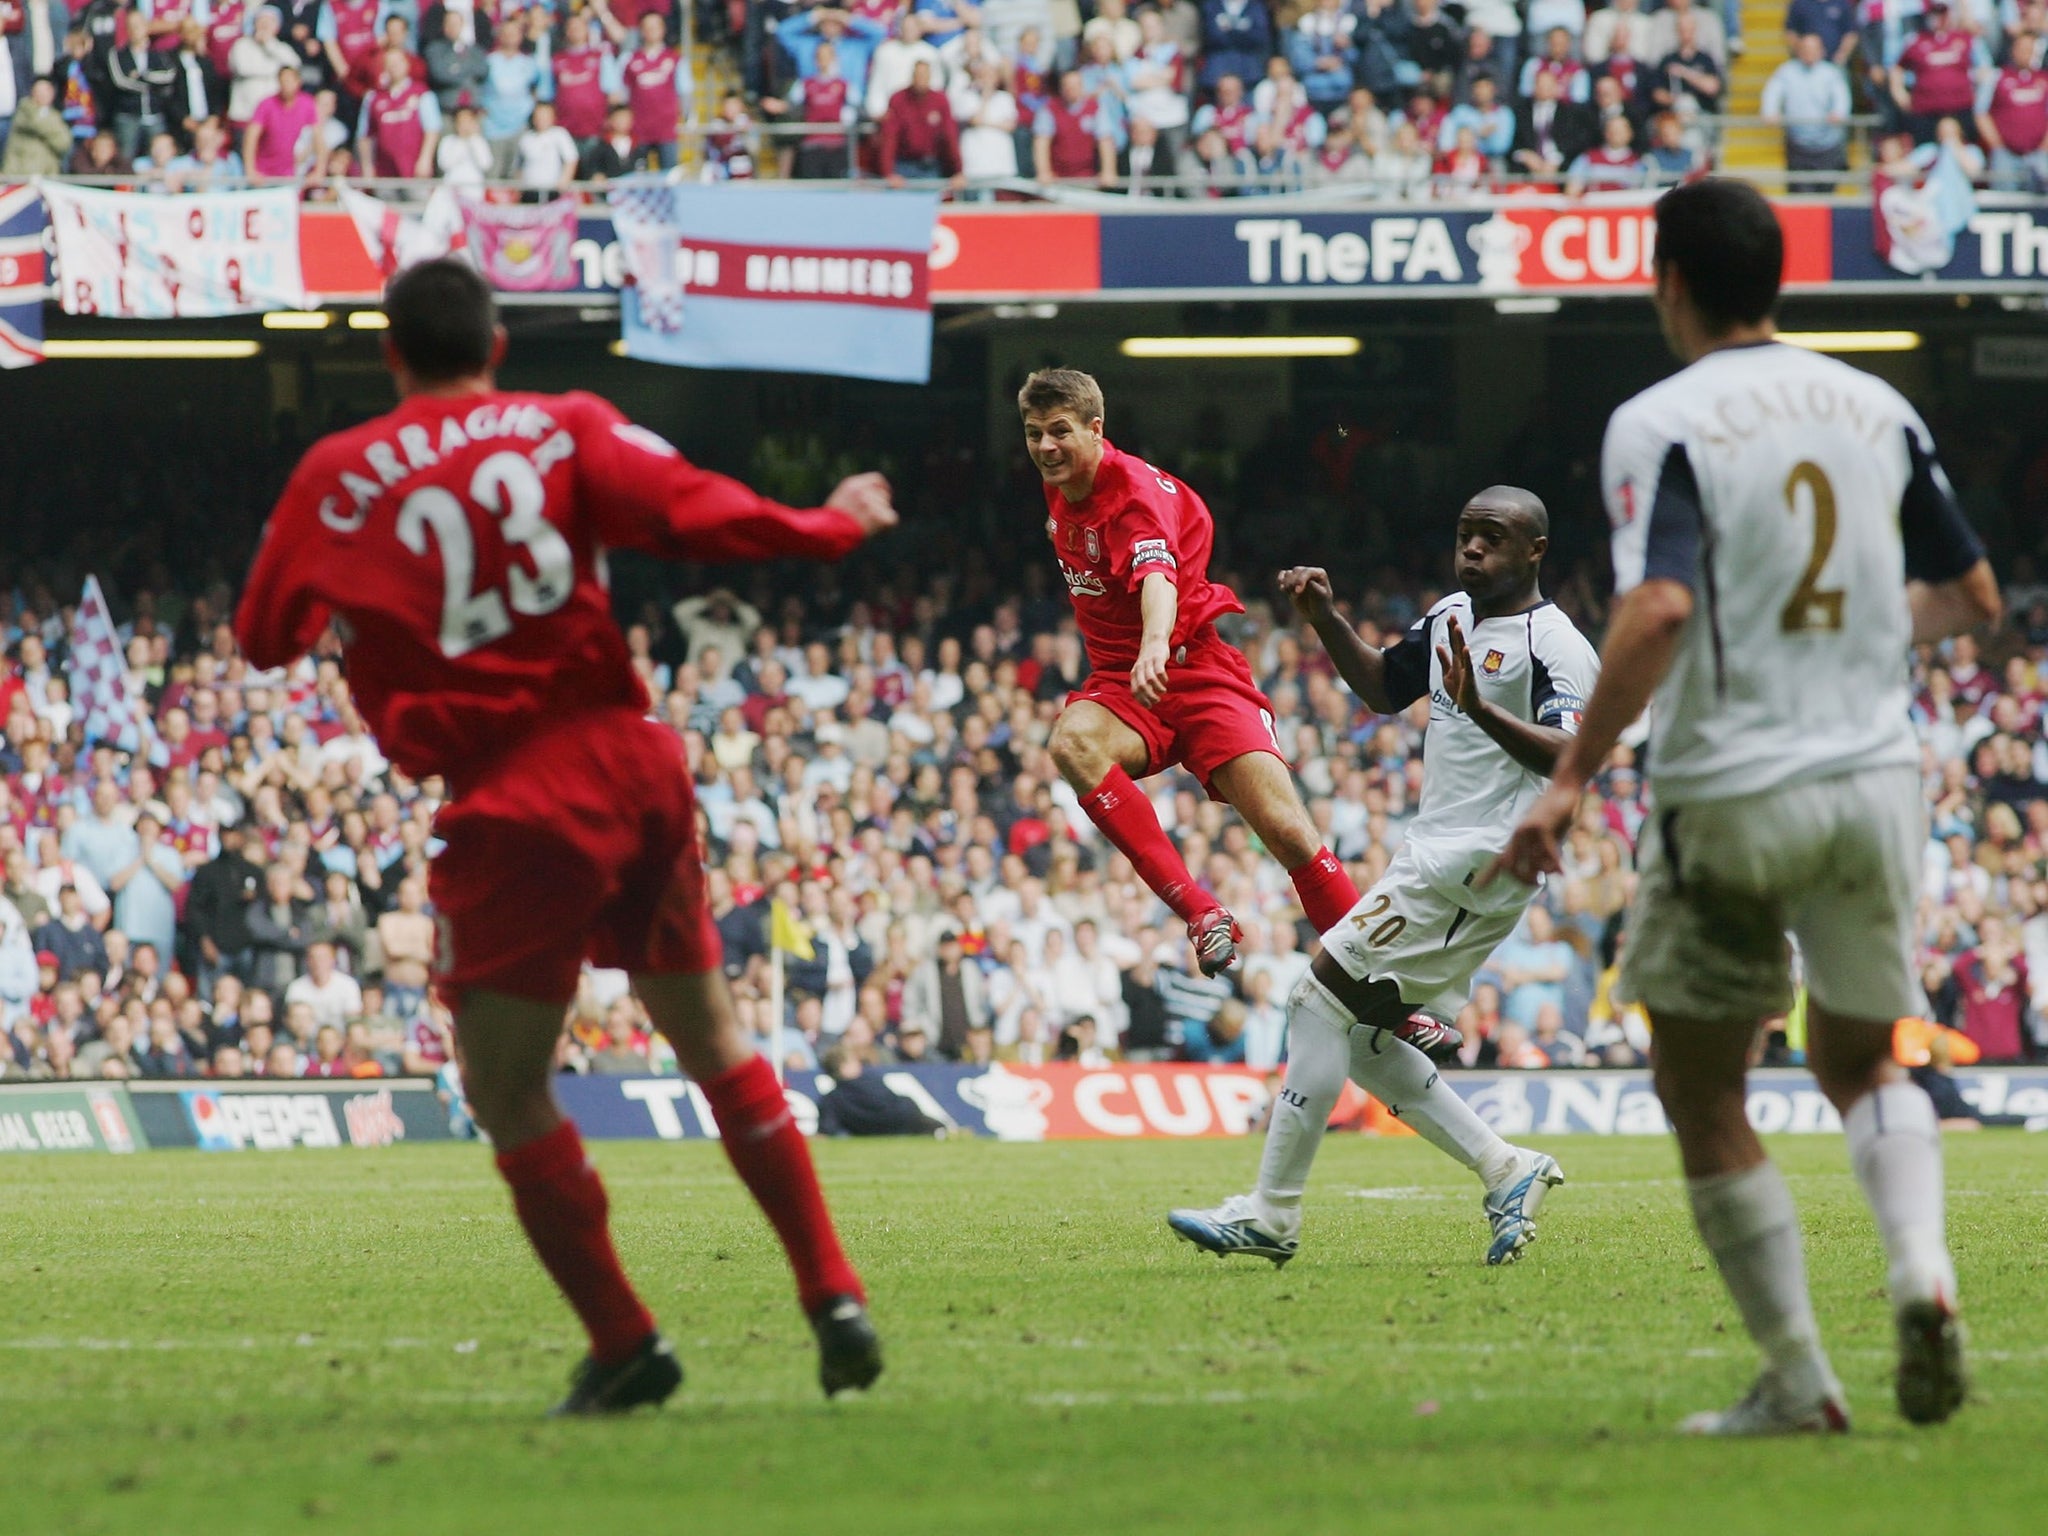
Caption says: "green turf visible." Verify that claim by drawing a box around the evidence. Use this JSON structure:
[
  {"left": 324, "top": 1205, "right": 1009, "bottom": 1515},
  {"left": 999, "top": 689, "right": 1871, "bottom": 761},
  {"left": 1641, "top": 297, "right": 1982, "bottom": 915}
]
[{"left": 4, "top": 1133, "right": 2045, "bottom": 1535}]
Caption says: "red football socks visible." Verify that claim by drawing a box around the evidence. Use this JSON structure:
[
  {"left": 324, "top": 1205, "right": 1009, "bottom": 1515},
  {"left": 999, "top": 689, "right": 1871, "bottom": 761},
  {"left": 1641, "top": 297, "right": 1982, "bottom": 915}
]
[
  {"left": 1078, "top": 765, "right": 1216, "bottom": 925},
  {"left": 1289, "top": 846, "right": 1361, "bottom": 934},
  {"left": 701, "top": 1054, "right": 864, "bottom": 1313},
  {"left": 495, "top": 1120, "right": 655, "bottom": 1366}
]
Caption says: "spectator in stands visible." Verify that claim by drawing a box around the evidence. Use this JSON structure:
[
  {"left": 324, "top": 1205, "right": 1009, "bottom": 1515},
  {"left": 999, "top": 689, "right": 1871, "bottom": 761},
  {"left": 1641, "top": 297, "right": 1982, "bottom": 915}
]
[
  {"left": 109, "top": 812, "right": 185, "bottom": 967},
  {"left": 359, "top": 44, "right": 441, "bottom": 177},
  {"left": 620, "top": 11, "right": 685, "bottom": 167},
  {"left": 246, "top": 860, "right": 312, "bottom": 996},
  {"left": 1648, "top": 0, "right": 1727, "bottom": 69},
  {"left": 424, "top": 4, "right": 487, "bottom": 115},
  {"left": 106, "top": 6, "right": 173, "bottom": 158},
  {"left": 33, "top": 887, "right": 107, "bottom": 984},
  {"left": 434, "top": 99, "right": 493, "bottom": 185},
  {"left": 515, "top": 97, "right": 578, "bottom": 191},
  {"left": 582, "top": 100, "right": 642, "bottom": 178},
  {"left": 1198, "top": 0, "right": 1271, "bottom": 93},
  {"left": 480, "top": 17, "right": 542, "bottom": 177},
  {"left": 877, "top": 56, "right": 962, "bottom": 185},
  {"left": 904, "top": 927, "right": 991, "bottom": 1059},
  {"left": 866, "top": 10, "right": 945, "bottom": 119},
  {"left": 1288, "top": 0, "right": 1360, "bottom": 115},
  {"left": 167, "top": 20, "right": 227, "bottom": 146},
  {"left": 779, "top": 4, "right": 889, "bottom": 97},
  {"left": 1650, "top": 13, "right": 1724, "bottom": 116},
  {"left": 1439, "top": 73, "right": 1513, "bottom": 161},
  {"left": 1978, "top": 31, "right": 2048, "bottom": 191},
  {"left": 1785, "top": 0, "right": 1860, "bottom": 68},
  {"left": 1521, "top": 26, "right": 1591, "bottom": 104},
  {"left": 227, "top": 5, "right": 299, "bottom": 132},
  {"left": 1372, "top": 115, "right": 1434, "bottom": 195},
  {"left": 1507, "top": 64, "right": 1597, "bottom": 176},
  {"left": 242, "top": 60, "right": 312, "bottom": 177},
  {"left": 1952, "top": 916, "right": 2032, "bottom": 1062},
  {"left": 1123, "top": 7, "right": 1189, "bottom": 162},
  {"left": 1642, "top": 108, "right": 1700, "bottom": 177},
  {"left": 1584, "top": 0, "right": 1646, "bottom": 65},
  {"left": 1764, "top": 30, "right": 1852, "bottom": 174},
  {"left": 161, "top": 112, "right": 244, "bottom": 186},
  {"left": 1, "top": 76, "right": 70, "bottom": 175},
  {"left": 546, "top": 13, "right": 609, "bottom": 157},
  {"left": 1190, "top": 70, "right": 1255, "bottom": 153},
  {"left": 1033, "top": 66, "right": 1116, "bottom": 183},
  {"left": 951, "top": 53, "right": 1019, "bottom": 183}
]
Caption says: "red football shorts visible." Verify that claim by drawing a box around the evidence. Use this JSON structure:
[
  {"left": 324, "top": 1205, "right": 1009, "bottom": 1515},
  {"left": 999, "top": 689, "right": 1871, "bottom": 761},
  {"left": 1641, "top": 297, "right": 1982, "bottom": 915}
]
[
  {"left": 430, "top": 706, "right": 721, "bottom": 1009},
  {"left": 1073, "top": 628, "right": 1283, "bottom": 800}
]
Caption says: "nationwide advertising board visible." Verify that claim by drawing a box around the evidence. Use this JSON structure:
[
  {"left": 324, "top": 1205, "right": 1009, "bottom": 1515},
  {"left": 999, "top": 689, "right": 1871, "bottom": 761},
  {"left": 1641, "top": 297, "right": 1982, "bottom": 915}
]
[
  {"left": 9, "top": 1069, "right": 2044, "bottom": 1151},
  {"left": 278, "top": 196, "right": 2048, "bottom": 306},
  {"left": 558, "top": 1066, "right": 2048, "bottom": 1143}
]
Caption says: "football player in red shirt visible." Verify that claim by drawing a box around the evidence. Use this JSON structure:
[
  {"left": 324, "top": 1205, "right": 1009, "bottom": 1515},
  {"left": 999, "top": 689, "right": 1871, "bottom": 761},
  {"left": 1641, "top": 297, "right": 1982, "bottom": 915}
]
[
  {"left": 236, "top": 260, "right": 895, "bottom": 1416},
  {"left": 1021, "top": 368, "right": 1364, "bottom": 975}
]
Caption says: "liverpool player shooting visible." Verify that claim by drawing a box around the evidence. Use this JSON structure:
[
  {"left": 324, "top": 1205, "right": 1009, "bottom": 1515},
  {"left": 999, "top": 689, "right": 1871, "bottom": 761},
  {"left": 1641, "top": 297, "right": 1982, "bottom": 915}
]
[
  {"left": 1022, "top": 368, "right": 1410, "bottom": 988},
  {"left": 236, "top": 260, "right": 893, "bottom": 1416}
]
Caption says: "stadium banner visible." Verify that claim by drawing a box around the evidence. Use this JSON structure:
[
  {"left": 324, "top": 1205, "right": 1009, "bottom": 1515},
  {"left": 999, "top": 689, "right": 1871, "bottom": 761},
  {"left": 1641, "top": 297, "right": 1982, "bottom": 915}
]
[
  {"left": 611, "top": 181, "right": 939, "bottom": 382},
  {"left": 0, "top": 1084, "right": 147, "bottom": 1152},
  {"left": 124, "top": 1080, "right": 454, "bottom": 1151},
  {"left": 0, "top": 183, "right": 47, "bottom": 368},
  {"left": 458, "top": 196, "right": 579, "bottom": 292},
  {"left": 39, "top": 181, "right": 306, "bottom": 316},
  {"left": 288, "top": 197, "right": 2048, "bottom": 307}
]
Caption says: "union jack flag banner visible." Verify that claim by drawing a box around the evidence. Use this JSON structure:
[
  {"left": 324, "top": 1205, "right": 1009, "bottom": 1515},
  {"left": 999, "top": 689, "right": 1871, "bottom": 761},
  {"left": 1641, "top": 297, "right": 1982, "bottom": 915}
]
[
  {"left": 0, "top": 183, "right": 46, "bottom": 369},
  {"left": 69, "top": 576, "right": 146, "bottom": 753}
]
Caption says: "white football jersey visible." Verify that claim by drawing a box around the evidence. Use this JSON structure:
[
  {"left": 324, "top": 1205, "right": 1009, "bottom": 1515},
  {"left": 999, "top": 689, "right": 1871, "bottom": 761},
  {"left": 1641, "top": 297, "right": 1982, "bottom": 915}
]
[
  {"left": 1603, "top": 342, "right": 1984, "bottom": 807},
  {"left": 1381, "top": 592, "right": 1602, "bottom": 913}
]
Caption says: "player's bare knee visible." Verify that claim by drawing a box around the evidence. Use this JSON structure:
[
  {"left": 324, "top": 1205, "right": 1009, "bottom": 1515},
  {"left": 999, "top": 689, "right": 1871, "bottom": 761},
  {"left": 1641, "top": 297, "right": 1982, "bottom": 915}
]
[{"left": 1048, "top": 714, "right": 1109, "bottom": 787}]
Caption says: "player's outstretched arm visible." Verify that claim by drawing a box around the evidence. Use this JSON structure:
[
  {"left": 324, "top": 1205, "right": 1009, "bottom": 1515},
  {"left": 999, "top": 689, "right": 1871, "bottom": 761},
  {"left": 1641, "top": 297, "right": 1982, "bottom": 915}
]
[
  {"left": 580, "top": 404, "right": 896, "bottom": 565},
  {"left": 1436, "top": 613, "right": 1572, "bottom": 777},
  {"left": 234, "top": 467, "right": 333, "bottom": 671},
  {"left": 1487, "top": 578, "right": 1691, "bottom": 886},
  {"left": 1278, "top": 566, "right": 1396, "bottom": 714}
]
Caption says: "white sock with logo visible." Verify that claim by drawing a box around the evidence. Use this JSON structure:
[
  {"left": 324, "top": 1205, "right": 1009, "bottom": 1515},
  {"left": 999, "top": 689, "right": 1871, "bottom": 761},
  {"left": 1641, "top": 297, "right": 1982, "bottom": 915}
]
[
  {"left": 1843, "top": 1081, "right": 1957, "bottom": 1310},
  {"left": 1687, "top": 1161, "right": 1836, "bottom": 1401},
  {"left": 1250, "top": 977, "right": 1349, "bottom": 1235},
  {"left": 1342, "top": 1002, "right": 1518, "bottom": 1189}
]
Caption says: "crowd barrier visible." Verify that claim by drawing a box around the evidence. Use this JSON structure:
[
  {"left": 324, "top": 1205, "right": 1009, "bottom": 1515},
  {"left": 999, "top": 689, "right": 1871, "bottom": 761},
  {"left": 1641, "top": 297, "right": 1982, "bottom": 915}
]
[{"left": 6, "top": 1067, "right": 2046, "bottom": 1152}]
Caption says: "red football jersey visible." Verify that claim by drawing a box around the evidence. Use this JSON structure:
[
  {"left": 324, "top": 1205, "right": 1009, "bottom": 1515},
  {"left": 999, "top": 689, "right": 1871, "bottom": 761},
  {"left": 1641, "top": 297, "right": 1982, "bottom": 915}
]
[
  {"left": 1041, "top": 440, "right": 1244, "bottom": 672},
  {"left": 236, "top": 390, "right": 863, "bottom": 787}
]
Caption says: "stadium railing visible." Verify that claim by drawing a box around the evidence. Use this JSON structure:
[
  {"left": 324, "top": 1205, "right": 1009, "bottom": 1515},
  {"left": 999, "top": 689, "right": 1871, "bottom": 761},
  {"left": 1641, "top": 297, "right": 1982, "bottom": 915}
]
[{"left": 40, "top": 114, "right": 1897, "bottom": 202}]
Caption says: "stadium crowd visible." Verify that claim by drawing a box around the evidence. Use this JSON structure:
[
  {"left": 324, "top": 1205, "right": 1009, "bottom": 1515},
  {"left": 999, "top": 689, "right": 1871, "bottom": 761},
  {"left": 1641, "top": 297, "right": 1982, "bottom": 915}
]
[
  {"left": 3, "top": 491, "right": 2046, "bottom": 1087},
  {"left": 7, "top": 0, "right": 2044, "bottom": 194}
]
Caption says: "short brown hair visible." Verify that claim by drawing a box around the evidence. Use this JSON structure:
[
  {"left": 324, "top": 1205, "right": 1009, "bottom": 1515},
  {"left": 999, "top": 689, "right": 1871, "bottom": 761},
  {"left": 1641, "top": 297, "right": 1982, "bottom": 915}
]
[{"left": 1017, "top": 368, "right": 1104, "bottom": 424}]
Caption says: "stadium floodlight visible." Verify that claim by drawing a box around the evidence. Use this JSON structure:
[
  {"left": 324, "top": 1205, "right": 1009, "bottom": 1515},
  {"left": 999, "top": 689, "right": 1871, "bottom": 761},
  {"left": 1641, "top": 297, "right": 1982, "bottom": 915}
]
[
  {"left": 347, "top": 311, "right": 390, "bottom": 330},
  {"left": 1775, "top": 331, "right": 1923, "bottom": 353},
  {"left": 1118, "top": 336, "right": 1361, "bottom": 359},
  {"left": 262, "top": 310, "right": 332, "bottom": 330},
  {"left": 43, "top": 339, "right": 264, "bottom": 359}
]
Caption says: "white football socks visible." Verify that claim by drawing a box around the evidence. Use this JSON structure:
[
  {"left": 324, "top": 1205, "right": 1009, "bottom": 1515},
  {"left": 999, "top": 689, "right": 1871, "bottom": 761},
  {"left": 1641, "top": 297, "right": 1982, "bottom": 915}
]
[
  {"left": 1251, "top": 973, "right": 1520, "bottom": 1234},
  {"left": 1843, "top": 1080, "right": 1958, "bottom": 1310},
  {"left": 1250, "top": 976, "right": 1349, "bottom": 1234},
  {"left": 1687, "top": 1161, "right": 1837, "bottom": 1402},
  {"left": 1343, "top": 1004, "right": 1519, "bottom": 1190}
]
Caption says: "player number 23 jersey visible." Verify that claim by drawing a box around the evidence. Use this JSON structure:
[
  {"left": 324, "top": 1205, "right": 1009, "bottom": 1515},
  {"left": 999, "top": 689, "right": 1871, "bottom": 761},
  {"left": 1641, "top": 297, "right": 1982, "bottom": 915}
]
[{"left": 1601, "top": 342, "right": 1984, "bottom": 806}]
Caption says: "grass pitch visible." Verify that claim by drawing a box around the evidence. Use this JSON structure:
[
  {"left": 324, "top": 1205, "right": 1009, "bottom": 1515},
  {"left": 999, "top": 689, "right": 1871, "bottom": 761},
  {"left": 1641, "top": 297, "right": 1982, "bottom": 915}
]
[{"left": 5, "top": 1133, "right": 2045, "bottom": 1536}]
